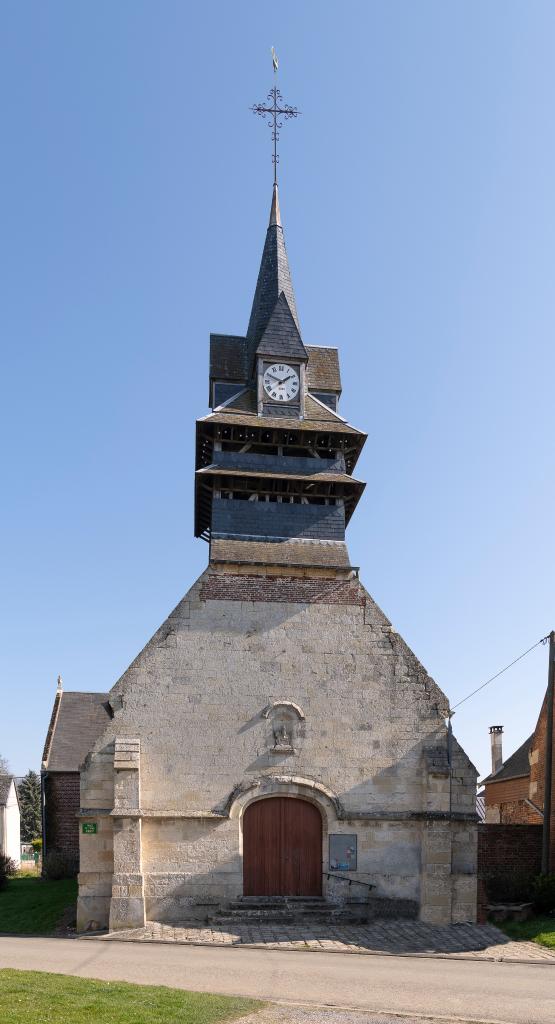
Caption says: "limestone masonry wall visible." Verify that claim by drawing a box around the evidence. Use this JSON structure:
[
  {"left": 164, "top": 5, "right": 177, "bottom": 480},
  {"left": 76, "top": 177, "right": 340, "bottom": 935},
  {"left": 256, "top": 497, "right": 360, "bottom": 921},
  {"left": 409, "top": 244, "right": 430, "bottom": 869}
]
[{"left": 77, "top": 570, "right": 478, "bottom": 931}]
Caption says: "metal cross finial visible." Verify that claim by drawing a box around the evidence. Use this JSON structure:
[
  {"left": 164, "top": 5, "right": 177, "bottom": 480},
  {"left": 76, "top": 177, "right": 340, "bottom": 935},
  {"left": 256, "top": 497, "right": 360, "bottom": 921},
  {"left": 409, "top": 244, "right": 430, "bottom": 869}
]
[{"left": 251, "top": 51, "right": 300, "bottom": 185}]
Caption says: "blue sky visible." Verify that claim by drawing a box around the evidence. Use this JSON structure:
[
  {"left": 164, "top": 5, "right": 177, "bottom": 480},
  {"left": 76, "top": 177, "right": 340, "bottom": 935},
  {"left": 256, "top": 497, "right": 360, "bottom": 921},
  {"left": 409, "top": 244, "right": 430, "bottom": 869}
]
[{"left": 1, "top": 2, "right": 554, "bottom": 780}]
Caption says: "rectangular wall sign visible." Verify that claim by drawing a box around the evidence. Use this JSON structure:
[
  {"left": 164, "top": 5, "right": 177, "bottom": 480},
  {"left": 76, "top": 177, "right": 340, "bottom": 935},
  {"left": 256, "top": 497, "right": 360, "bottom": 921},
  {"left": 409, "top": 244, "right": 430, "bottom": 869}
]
[
  {"left": 329, "top": 834, "right": 357, "bottom": 871},
  {"left": 81, "top": 823, "right": 97, "bottom": 834}
]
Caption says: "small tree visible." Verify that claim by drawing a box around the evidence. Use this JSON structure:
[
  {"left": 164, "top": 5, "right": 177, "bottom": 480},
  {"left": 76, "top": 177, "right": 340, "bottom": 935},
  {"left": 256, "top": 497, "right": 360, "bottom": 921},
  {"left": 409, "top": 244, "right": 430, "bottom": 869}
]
[
  {"left": 18, "top": 770, "right": 42, "bottom": 844},
  {"left": 0, "top": 754, "right": 10, "bottom": 776}
]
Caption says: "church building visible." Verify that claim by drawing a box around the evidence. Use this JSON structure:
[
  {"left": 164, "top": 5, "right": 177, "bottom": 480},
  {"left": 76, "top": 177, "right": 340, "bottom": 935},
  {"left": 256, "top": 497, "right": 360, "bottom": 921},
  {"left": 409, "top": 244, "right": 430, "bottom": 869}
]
[{"left": 74, "top": 165, "right": 478, "bottom": 932}]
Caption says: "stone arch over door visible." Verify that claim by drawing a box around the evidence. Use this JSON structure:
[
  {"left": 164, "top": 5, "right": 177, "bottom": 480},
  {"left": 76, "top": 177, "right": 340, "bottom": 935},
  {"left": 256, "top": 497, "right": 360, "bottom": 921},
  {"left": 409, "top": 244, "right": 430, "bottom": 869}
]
[{"left": 243, "top": 796, "right": 322, "bottom": 897}]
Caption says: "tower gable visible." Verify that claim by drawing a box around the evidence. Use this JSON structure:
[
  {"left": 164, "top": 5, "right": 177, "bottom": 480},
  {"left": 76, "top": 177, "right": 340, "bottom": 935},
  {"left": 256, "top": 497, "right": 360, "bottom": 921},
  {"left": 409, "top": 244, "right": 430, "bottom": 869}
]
[{"left": 256, "top": 293, "right": 307, "bottom": 361}]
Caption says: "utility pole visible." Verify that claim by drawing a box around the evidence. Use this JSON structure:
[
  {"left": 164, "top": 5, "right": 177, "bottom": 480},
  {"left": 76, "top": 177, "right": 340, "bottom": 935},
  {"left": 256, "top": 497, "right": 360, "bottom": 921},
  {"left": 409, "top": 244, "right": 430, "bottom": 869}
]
[{"left": 541, "top": 630, "right": 555, "bottom": 874}]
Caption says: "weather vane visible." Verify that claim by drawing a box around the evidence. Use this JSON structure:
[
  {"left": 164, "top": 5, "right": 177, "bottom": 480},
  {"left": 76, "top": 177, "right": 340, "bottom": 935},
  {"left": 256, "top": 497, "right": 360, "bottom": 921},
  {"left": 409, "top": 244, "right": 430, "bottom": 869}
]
[{"left": 251, "top": 48, "right": 300, "bottom": 185}]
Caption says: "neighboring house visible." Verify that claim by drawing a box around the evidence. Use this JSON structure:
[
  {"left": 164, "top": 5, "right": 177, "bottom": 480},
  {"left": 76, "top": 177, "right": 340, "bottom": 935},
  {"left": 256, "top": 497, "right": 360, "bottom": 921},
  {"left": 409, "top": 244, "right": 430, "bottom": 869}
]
[
  {"left": 41, "top": 678, "right": 110, "bottom": 863},
  {"left": 481, "top": 706, "right": 552, "bottom": 833},
  {"left": 0, "top": 775, "right": 21, "bottom": 866}
]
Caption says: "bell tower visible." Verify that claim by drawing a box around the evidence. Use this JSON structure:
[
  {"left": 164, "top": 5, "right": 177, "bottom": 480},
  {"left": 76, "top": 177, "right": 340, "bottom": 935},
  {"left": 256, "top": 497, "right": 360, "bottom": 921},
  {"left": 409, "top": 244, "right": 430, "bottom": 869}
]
[{"left": 194, "top": 180, "right": 366, "bottom": 577}]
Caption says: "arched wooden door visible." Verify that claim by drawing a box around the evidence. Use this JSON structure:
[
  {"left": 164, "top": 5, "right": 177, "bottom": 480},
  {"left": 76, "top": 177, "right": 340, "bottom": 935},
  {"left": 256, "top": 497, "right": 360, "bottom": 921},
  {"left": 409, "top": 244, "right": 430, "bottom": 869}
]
[{"left": 243, "top": 797, "right": 322, "bottom": 897}]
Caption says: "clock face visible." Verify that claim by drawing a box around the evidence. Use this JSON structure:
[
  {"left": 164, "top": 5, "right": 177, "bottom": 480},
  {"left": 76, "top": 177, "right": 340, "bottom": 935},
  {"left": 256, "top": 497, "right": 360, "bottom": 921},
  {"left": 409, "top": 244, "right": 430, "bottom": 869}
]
[{"left": 263, "top": 363, "right": 300, "bottom": 402}]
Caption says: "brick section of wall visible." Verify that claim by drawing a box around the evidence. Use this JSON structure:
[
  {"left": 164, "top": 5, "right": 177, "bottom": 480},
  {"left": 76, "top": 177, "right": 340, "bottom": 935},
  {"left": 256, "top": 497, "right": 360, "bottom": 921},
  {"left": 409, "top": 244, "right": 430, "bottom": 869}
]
[
  {"left": 478, "top": 823, "right": 542, "bottom": 873},
  {"left": 44, "top": 772, "right": 80, "bottom": 862},
  {"left": 476, "top": 823, "right": 542, "bottom": 920},
  {"left": 529, "top": 696, "right": 555, "bottom": 870},
  {"left": 199, "top": 574, "right": 365, "bottom": 605},
  {"left": 484, "top": 775, "right": 541, "bottom": 824},
  {"left": 485, "top": 776, "right": 529, "bottom": 806},
  {"left": 497, "top": 800, "right": 541, "bottom": 825},
  {"left": 212, "top": 497, "right": 345, "bottom": 541}
]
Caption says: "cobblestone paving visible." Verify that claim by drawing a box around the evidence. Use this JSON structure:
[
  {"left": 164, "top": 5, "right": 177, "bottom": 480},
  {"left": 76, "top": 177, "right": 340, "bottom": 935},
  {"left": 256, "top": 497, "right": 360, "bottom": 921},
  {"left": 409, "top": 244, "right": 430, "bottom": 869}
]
[
  {"left": 239, "top": 1006, "right": 456, "bottom": 1024},
  {"left": 101, "top": 919, "right": 555, "bottom": 962}
]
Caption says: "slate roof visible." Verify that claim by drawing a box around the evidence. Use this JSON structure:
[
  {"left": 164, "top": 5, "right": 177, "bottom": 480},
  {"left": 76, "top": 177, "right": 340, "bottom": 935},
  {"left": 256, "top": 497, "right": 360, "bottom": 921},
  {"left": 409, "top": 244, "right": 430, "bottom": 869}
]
[
  {"left": 202, "top": 390, "right": 360, "bottom": 432},
  {"left": 210, "top": 538, "right": 352, "bottom": 569},
  {"left": 0, "top": 775, "right": 15, "bottom": 806},
  {"left": 482, "top": 734, "right": 533, "bottom": 784},
  {"left": 256, "top": 293, "right": 307, "bottom": 361},
  {"left": 42, "top": 691, "right": 110, "bottom": 772},
  {"left": 306, "top": 346, "right": 342, "bottom": 392},
  {"left": 247, "top": 185, "right": 300, "bottom": 357},
  {"left": 304, "top": 394, "right": 346, "bottom": 423},
  {"left": 197, "top": 466, "right": 364, "bottom": 487},
  {"left": 225, "top": 389, "right": 257, "bottom": 413},
  {"left": 199, "top": 407, "right": 364, "bottom": 435},
  {"left": 209, "top": 335, "right": 248, "bottom": 382}
]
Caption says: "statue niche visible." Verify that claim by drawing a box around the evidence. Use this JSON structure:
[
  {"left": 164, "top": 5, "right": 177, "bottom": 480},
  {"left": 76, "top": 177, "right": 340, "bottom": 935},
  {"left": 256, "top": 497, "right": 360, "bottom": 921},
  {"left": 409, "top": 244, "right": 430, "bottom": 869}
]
[{"left": 262, "top": 700, "right": 305, "bottom": 756}]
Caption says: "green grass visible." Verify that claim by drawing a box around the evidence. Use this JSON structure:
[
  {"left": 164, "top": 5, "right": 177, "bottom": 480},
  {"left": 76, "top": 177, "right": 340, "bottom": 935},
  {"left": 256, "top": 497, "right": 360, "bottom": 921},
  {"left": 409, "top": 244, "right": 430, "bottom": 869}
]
[
  {"left": 0, "top": 877, "right": 77, "bottom": 934},
  {"left": 498, "top": 915, "right": 555, "bottom": 949},
  {"left": 0, "top": 970, "right": 263, "bottom": 1024}
]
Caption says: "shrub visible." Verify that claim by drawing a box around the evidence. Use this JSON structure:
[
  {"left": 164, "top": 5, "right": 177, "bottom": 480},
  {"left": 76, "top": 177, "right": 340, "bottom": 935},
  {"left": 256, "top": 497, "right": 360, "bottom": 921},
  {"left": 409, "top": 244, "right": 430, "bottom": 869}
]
[
  {"left": 43, "top": 850, "right": 78, "bottom": 881},
  {"left": 31, "top": 837, "right": 43, "bottom": 853},
  {"left": 531, "top": 874, "right": 555, "bottom": 914},
  {"left": 0, "top": 854, "right": 17, "bottom": 891}
]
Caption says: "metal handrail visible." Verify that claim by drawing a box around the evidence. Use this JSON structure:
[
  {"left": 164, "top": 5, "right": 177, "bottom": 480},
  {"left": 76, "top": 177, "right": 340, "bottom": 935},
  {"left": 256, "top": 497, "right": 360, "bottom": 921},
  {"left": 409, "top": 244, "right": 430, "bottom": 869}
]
[{"left": 325, "top": 871, "right": 375, "bottom": 891}]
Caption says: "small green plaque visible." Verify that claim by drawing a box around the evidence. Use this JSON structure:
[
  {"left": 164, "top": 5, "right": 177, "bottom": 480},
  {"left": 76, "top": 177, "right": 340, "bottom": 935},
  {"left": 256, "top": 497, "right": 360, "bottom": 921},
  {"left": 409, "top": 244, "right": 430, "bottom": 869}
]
[{"left": 82, "top": 823, "right": 97, "bottom": 834}]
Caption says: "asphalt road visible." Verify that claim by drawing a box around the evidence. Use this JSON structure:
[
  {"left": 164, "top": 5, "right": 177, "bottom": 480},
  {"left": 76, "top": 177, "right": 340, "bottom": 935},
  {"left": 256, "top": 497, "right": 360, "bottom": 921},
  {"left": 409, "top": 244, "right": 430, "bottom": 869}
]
[{"left": 0, "top": 935, "right": 553, "bottom": 1024}]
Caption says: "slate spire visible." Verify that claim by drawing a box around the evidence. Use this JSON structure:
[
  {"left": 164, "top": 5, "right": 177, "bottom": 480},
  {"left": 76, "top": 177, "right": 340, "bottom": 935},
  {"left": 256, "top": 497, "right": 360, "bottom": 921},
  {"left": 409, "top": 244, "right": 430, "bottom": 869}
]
[{"left": 247, "top": 184, "right": 300, "bottom": 362}]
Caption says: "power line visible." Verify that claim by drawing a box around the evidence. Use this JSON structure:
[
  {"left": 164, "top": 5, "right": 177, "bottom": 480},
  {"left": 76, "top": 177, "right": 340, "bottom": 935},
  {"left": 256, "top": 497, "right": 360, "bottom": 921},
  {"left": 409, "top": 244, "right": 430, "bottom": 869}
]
[{"left": 450, "top": 634, "right": 550, "bottom": 713}]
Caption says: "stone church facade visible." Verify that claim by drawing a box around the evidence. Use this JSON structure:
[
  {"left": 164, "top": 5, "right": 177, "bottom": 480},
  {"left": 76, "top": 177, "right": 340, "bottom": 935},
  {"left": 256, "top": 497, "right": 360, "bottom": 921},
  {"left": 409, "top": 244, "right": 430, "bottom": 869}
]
[{"left": 76, "top": 184, "right": 478, "bottom": 932}]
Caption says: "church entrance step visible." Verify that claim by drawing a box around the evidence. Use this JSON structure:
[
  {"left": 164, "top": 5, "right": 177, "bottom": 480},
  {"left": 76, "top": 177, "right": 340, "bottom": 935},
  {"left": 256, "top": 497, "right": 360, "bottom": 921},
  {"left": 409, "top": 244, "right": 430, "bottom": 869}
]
[{"left": 210, "top": 896, "right": 368, "bottom": 925}]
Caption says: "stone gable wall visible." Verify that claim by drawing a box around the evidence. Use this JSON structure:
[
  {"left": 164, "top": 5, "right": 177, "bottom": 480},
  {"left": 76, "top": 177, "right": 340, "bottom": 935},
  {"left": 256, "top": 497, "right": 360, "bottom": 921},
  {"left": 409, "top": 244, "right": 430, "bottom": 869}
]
[{"left": 77, "top": 570, "right": 477, "bottom": 931}]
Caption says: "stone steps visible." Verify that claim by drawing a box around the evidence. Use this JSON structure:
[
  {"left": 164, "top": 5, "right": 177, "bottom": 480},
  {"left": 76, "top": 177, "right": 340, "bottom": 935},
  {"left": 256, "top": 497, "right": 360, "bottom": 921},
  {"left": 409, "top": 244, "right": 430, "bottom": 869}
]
[{"left": 210, "top": 896, "right": 368, "bottom": 925}]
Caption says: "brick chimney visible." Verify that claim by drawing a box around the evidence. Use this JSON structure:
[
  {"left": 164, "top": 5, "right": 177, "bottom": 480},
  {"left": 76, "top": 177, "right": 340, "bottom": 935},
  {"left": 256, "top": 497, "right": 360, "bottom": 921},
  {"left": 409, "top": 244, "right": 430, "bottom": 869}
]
[{"left": 489, "top": 726, "right": 503, "bottom": 774}]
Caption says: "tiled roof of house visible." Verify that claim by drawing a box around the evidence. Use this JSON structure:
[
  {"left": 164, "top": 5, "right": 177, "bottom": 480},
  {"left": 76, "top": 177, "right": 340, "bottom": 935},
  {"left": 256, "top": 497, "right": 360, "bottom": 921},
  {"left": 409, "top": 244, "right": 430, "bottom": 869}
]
[
  {"left": 306, "top": 346, "right": 342, "bottom": 392},
  {"left": 42, "top": 691, "right": 110, "bottom": 772},
  {"left": 0, "top": 775, "right": 14, "bottom": 806},
  {"left": 482, "top": 734, "right": 533, "bottom": 785}
]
